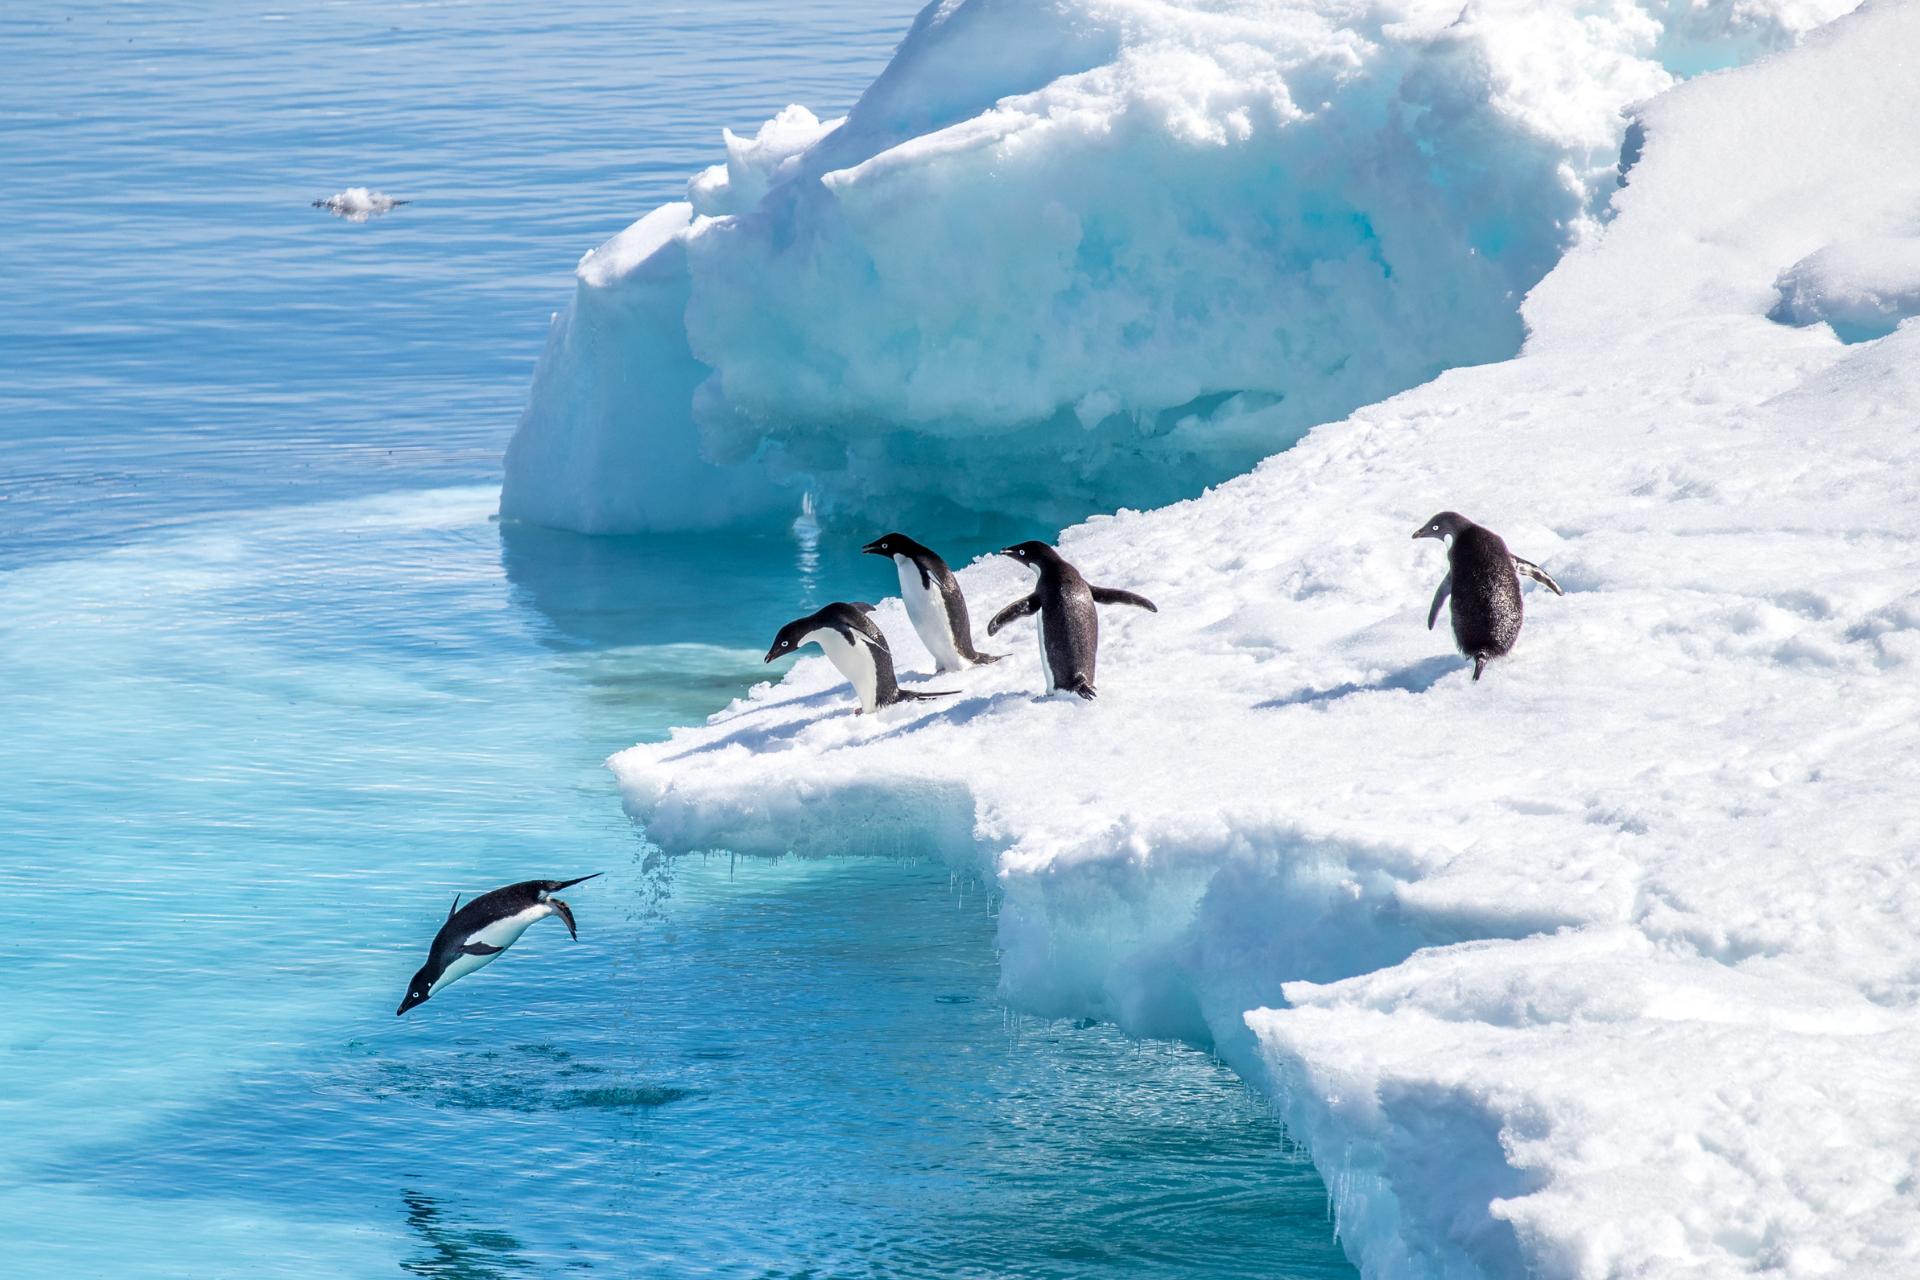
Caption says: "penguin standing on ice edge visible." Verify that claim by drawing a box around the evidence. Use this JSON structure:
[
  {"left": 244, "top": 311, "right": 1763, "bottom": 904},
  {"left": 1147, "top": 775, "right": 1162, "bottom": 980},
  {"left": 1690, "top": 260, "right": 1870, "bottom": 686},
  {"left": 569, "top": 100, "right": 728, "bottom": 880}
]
[
  {"left": 397, "top": 874, "right": 600, "bottom": 1015},
  {"left": 987, "top": 542, "right": 1156, "bottom": 699},
  {"left": 861, "top": 533, "right": 1002, "bottom": 672},
  {"left": 766, "top": 602, "right": 956, "bottom": 714},
  {"left": 1413, "top": 512, "right": 1563, "bottom": 680}
]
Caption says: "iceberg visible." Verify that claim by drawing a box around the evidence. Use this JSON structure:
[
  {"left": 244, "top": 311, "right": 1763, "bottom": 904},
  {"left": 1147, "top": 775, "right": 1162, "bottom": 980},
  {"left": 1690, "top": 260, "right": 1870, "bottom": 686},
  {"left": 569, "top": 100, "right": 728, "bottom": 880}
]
[
  {"left": 608, "top": 1, "right": 1920, "bottom": 1274},
  {"left": 503, "top": 0, "right": 1851, "bottom": 534}
]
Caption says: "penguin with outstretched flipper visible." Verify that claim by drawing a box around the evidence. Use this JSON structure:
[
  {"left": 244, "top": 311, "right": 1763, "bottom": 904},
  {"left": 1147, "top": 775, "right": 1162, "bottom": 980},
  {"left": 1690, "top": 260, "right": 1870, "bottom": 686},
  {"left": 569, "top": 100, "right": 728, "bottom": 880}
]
[
  {"left": 861, "top": 533, "right": 1002, "bottom": 672},
  {"left": 766, "top": 602, "right": 957, "bottom": 714},
  {"left": 1413, "top": 511, "right": 1563, "bottom": 680},
  {"left": 397, "top": 875, "right": 600, "bottom": 1015},
  {"left": 987, "top": 542, "right": 1156, "bottom": 699}
]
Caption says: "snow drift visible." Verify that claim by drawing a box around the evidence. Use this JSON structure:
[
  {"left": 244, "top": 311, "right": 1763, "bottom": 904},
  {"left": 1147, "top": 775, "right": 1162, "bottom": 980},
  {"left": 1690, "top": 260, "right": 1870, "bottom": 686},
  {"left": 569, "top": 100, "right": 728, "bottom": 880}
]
[
  {"left": 610, "top": 2, "right": 1920, "bottom": 1275},
  {"left": 502, "top": 0, "right": 1850, "bottom": 535}
]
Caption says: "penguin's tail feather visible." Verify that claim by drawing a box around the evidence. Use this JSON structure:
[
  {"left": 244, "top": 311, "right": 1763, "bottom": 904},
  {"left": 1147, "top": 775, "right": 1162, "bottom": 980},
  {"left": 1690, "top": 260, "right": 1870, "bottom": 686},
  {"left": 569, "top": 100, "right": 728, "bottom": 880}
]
[
  {"left": 965, "top": 650, "right": 1005, "bottom": 665},
  {"left": 546, "top": 872, "right": 602, "bottom": 892},
  {"left": 1072, "top": 677, "right": 1097, "bottom": 700},
  {"left": 1472, "top": 656, "right": 1488, "bottom": 681}
]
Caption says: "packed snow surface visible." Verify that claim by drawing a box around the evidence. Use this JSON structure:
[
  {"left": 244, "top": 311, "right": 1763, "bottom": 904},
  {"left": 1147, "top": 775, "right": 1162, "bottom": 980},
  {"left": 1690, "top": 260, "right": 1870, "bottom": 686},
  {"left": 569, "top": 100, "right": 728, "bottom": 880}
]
[
  {"left": 503, "top": 0, "right": 1854, "bottom": 535},
  {"left": 611, "top": 4, "right": 1920, "bottom": 1276}
]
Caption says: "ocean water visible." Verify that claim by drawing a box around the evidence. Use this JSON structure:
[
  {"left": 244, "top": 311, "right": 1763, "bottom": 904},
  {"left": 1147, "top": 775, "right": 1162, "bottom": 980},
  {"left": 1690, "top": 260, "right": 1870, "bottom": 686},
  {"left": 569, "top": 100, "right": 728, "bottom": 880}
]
[{"left": 1, "top": 2, "right": 1356, "bottom": 1276}]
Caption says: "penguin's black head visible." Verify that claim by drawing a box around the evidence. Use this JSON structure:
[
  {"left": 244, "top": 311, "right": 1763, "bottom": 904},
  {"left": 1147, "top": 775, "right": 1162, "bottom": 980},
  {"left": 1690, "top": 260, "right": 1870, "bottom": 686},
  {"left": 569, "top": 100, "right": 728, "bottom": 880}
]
[
  {"left": 765, "top": 617, "right": 815, "bottom": 664},
  {"left": 998, "top": 541, "right": 1058, "bottom": 569},
  {"left": 861, "top": 533, "right": 925, "bottom": 558},
  {"left": 1413, "top": 512, "right": 1472, "bottom": 542},
  {"left": 397, "top": 966, "right": 434, "bottom": 1016}
]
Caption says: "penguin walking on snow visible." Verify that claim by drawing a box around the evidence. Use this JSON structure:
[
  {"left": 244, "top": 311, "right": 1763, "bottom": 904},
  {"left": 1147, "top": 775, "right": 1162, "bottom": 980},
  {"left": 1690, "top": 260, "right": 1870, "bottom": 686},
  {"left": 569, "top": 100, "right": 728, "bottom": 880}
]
[
  {"left": 987, "top": 542, "right": 1156, "bottom": 699},
  {"left": 1413, "top": 511, "right": 1563, "bottom": 680},
  {"left": 861, "top": 532, "right": 1002, "bottom": 672},
  {"left": 766, "top": 602, "right": 956, "bottom": 714},
  {"left": 397, "top": 874, "right": 600, "bottom": 1015}
]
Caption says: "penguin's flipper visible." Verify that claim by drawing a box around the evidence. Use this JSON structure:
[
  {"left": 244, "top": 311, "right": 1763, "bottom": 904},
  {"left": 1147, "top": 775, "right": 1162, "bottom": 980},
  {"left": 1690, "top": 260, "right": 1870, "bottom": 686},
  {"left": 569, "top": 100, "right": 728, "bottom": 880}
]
[
  {"left": 550, "top": 898, "right": 579, "bottom": 941},
  {"left": 849, "top": 602, "right": 877, "bottom": 614},
  {"left": 546, "top": 872, "right": 602, "bottom": 893},
  {"left": 892, "top": 689, "right": 959, "bottom": 704},
  {"left": 1511, "top": 556, "right": 1563, "bottom": 595},
  {"left": 458, "top": 941, "right": 505, "bottom": 956},
  {"left": 1428, "top": 572, "right": 1453, "bottom": 630},
  {"left": 447, "top": 895, "right": 461, "bottom": 921},
  {"left": 987, "top": 594, "right": 1040, "bottom": 636},
  {"left": 1089, "top": 587, "right": 1157, "bottom": 613}
]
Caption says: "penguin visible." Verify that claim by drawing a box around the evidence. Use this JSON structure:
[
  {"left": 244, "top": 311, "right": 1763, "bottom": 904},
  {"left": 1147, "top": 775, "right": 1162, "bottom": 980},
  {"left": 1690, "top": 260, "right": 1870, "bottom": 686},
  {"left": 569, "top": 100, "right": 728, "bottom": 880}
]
[
  {"left": 765, "top": 602, "right": 957, "bottom": 714},
  {"left": 986, "top": 542, "right": 1157, "bottom": 699},
  {"left": 396, "top": 874, "right": 600, "bottom": 1015},
  {"left": 860, "top": 533, "right": 1002, "bottom": 672},
  {"left": 1412, "top": 511, "right": 1563, "bottom": 680}
]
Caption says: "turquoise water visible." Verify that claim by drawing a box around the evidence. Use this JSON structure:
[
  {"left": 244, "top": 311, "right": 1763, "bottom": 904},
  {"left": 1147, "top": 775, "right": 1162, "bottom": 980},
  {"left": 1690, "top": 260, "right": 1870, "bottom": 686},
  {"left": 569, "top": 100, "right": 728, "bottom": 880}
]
[{"left": 2, "top": 2, "right": 1356, "bottom": 1275}]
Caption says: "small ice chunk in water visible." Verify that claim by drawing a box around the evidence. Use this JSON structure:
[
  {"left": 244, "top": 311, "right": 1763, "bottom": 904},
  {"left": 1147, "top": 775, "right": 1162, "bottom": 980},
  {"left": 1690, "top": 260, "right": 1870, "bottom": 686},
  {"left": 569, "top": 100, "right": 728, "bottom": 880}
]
[{"left": 312, "top": 187, "right": 409, "bottom": 222}]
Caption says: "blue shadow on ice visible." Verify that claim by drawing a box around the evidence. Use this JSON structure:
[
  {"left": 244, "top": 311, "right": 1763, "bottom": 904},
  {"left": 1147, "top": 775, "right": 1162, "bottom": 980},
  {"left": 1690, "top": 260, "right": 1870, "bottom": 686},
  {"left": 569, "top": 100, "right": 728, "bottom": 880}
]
[{"left": 1254, "top": 655, "right": 1465, "bottom": 709}]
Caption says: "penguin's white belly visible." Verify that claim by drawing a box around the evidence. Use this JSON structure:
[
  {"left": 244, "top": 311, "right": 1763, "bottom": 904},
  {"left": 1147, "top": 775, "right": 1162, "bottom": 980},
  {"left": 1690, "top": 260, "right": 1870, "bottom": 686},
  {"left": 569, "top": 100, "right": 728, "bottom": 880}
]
[
  {"left": 806, "top": 626, "right": 879, "bottom": 712},
  {"left": 896, "top": 558, "right": 966, "bottom": 671},
  {"left": 1036, "top": 612, "right": 1056, "bottom": 693},
  {"left": 429, "top": 902, "right": 552, "bottom": 994}
]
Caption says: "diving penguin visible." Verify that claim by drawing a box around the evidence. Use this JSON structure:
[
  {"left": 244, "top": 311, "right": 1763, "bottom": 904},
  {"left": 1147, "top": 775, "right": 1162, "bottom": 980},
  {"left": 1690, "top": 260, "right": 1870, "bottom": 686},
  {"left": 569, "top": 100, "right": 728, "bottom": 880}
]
[
  {"left": 861, "top": 532, "right": 1002, "bottom": 672},
  {"left": 987, "top": 542, "right": 1157, "bottom": 699},
  {"left": 1412, "top": 511, "right": 1563, "bottom": 680},
  {"left": 397, "top": 874, "right": 600, "bottom": 1015},
  {"left": 766, "top": 602, "right": 957, "bottom": 714}
]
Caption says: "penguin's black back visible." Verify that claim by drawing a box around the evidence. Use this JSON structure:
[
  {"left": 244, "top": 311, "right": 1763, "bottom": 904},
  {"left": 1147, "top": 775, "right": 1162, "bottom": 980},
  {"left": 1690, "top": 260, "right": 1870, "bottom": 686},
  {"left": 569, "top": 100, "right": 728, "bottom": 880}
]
[
  {"left": 1034, "top": 556, "right": 1099, "bottom": 696},
  {"left": 430, "top": 878, "right": 586, "bottom": 965},
  {"left": 1449, "top": 524, "right": 1525, "bottom": 659},
  {"left": 445, "top": 880, "right": 545, "bottom": 934}
]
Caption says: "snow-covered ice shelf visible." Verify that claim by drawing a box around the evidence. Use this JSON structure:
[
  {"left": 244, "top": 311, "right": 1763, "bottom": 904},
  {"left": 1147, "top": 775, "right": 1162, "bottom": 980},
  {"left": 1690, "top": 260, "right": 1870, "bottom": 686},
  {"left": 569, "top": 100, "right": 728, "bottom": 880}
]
[
  {"left": 609, "top": 3, "right": 1920, "bottom": 1275},
  {"left": 502, "top": 0, "right": 1853, "bottom": 535}
]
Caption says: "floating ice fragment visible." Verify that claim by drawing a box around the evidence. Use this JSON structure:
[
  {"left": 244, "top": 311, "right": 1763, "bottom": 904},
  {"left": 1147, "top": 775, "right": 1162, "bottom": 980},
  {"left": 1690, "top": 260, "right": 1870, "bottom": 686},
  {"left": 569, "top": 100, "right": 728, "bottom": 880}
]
[{"left": 312, "top": 187, "right": 410, "bottom": 222}]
